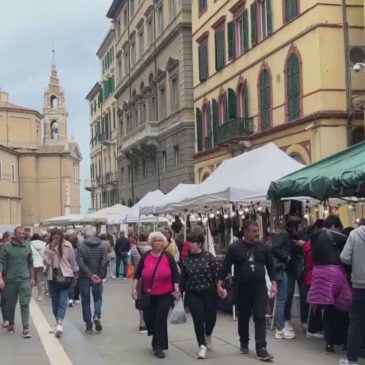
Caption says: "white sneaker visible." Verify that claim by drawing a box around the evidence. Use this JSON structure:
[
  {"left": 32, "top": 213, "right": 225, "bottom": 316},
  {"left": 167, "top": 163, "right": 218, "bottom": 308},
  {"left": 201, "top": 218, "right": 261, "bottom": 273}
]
[
  {"left": 49, "top": 326, "right": 57, "bottom": 334},
  {"left": 55, "top": 324, "right": 63, "bottom": 338},
  {"left": 205, "top": 335, "right": 212, "bottom": 350},
  {"left": 339, "top": 359, "right": 358, "bottom": 365},
  {"left": 197, "top": 345, "right": 207, "bottom": 359},
  {"left": 284, "top": 321, "right": 294, "bottom": 332},
  {"left": 306, "top": 331, "right": 325, "bottom": 339},
  {"left": 275, "top": 328, "right": 295, "bottom": 340},
  {"left": 68, "top": 299, "right": 74, "bottom": 308}
]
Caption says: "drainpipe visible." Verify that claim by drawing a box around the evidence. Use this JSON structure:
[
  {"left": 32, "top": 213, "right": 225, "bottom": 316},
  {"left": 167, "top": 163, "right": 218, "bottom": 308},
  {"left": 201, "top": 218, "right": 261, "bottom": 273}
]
[{"left": 342, "top": 0, "right": 353, "bottom": 146}]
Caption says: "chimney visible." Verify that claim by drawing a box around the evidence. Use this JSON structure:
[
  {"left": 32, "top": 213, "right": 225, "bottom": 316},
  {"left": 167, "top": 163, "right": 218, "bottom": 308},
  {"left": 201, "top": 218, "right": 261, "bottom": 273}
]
[{"left": 0, "top": 91, "right": 9, "bottom": 103}]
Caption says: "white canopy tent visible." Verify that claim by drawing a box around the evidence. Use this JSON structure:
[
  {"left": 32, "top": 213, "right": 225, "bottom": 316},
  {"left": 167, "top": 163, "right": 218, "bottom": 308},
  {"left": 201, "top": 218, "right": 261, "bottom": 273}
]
[
  {"left": 41, "top": 214, "right": 85, "bottom": 227},
  {"left": 144, "top": 143, "right": 304, "bottom": 214},
  {"left": 72, "top": 204, "right": 129, "bottom": 224},
  {"left": 109, "top": 190, "right": 166, "bottom": 224}
]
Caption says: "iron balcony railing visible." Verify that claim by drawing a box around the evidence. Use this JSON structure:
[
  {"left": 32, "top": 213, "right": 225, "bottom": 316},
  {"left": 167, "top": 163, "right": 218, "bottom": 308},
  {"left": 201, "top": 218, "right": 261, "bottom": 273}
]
[{"left": 215, "top": 117, "right": 254, "bottom": 145}]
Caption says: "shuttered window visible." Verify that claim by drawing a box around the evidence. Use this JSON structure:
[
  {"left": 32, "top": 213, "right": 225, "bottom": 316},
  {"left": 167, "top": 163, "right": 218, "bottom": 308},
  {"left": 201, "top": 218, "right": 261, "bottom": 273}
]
[
  {"left": 205, "top": 102, "right": 213, "bottom": 149},
  {"left": 241, "top": 81, "right": 249, "bottom": 119},
  {"left": 227, "top": 21, "right": 235, "bottom": 61},
  {"left": 212, "top": 99, "right": 219, "bottom": 145},
  {"left": 199, "top": 43, "right": 209, "bottom": 82},
  {"left": 228, "top": 88, "right": 237, "bottom": 121},
  {"left": 250, "top": 2, "right": 257, "bottom": 47},
  {"left": 199, "top": 0, "right": 207, "bottom": 15},
  {"left": 285, "top": 0, "right": 299, "bottom": 22},
  {"left": 215, "top": 28, "right": 225, "bottom": 71},
  {"left": 259, "top": 70, "right": 271, "bottom": 130},
  {"left": 261, "top": 0, "right": 272, "bottom": 38},
  {"left": 196, "top": 108, "right": 203, "bottom": 152},
  {"left": 287, "top": 53, "right": 301, "bottom": 121}
]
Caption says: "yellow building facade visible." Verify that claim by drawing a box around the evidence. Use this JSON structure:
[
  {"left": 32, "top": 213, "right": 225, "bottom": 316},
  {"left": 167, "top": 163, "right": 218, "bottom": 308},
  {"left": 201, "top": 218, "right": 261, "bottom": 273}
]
[
  {"left": 193, "top": 0, "right": 365, "bottom": 183},
  {"left": 0, "top": 65, "right": 81, "bottom": 231},
  {"left": 86, "top": 29, "right": 118, "bottom": 211}
]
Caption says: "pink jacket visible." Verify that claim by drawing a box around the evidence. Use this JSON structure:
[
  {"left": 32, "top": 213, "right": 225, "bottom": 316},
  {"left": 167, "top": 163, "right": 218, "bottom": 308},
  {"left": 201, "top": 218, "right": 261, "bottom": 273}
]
[
  {"left": 43, "top": 240, "right": 79, "bottom": 280},
  {"left": 307, "top": 265, "right": 352, "bottom": 312}
]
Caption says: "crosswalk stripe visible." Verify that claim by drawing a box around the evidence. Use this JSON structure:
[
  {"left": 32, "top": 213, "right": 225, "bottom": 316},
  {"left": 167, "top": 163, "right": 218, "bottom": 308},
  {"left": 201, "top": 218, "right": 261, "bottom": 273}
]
[{"left": 30, "top": 298, "right": 73, "bottom": 365}]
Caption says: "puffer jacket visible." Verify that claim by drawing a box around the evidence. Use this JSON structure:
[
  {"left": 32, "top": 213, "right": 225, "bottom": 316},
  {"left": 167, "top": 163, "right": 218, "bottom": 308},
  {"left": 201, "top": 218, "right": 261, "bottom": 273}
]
[
  {"left": 30, "top": 239, "right": 46, "bottom": 268},
  {"left": 307, "top": 264, "right": 352, "bottom": 312}
]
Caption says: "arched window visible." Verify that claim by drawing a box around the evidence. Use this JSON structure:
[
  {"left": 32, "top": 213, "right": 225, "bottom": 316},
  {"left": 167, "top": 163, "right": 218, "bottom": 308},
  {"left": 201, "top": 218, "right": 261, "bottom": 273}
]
[
  {"left": 259, "top": 69, "right": 271, "bottom": 130},
  {"left": 50, "top": 120, "right": 59, "bottom": 140},
  {"left": 238, "top": 81, "right": 249, "bottom": 119},
  {"left": 218, "top": 92, "right": 228, "bottom": 125},
  {"left": 286, "top": 53, "right": 301, "bottom": 121},
  {"left": 50, "top": 95, "right": 57, "bottom": 108},
  {"left": 290, "top": 153, "right": 306, "bottom": 165},
  {"left": 202, "top": 101, "right": 213, "bottom": 149},
  {"left": 228, "top": 88, "right": 237, "bottom": 122},
  {"left": 196, "top": 108, "right": 203, "bottom": 152}
]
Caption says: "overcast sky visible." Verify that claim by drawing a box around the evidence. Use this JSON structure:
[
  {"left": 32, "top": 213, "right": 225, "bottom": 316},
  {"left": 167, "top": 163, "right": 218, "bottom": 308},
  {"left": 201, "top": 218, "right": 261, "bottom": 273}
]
[{"left": 0, "top": 0, "right": 112, "bottom": 212}]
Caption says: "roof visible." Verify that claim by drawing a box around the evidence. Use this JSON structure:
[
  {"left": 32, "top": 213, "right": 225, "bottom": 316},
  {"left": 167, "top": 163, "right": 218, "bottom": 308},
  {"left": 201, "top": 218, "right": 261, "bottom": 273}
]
[
  {"left": 106, "top": 0, "right": 124, "bottom": 19},
  {"left": 85, "top": 82, "right": 102, "bottom": 101},
  {"left": 96, "top": 29, "right": 115, "bottom": 58},
  {"left": 0, "top": 101, "right": 43, "bottom": 119},
  {"left": 267, "top": 141, "right": 365, "bottom": 201}
]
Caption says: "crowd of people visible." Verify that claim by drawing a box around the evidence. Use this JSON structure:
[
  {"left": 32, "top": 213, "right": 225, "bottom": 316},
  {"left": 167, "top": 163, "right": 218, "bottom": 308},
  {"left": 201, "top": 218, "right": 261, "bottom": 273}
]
[{"left": 0, "top": 214, "right": 365, "bottom": 364}]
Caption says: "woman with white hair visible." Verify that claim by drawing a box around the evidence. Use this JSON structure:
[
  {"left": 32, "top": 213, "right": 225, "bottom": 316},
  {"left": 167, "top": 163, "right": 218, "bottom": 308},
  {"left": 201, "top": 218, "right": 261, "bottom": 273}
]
[{"left": 132, "top": 231, "right": 180, "bottom": 359}]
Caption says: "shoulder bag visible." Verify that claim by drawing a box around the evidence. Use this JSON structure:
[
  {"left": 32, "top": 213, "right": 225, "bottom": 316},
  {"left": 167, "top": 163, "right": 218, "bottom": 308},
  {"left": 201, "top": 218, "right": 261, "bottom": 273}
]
[{"left": 135, "top": 252, "right": 164, "bottom": 310}]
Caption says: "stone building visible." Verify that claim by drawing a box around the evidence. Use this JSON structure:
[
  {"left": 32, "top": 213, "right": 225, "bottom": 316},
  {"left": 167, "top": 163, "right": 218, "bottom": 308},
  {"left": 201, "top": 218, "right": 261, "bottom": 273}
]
[
  {"left": 106, "top": 0, "right": 195, "bottom": 206},
  {"left": 192, "top": 0, "right": 365, "bottom": 183},
  {"left": 0, "top": 65, "right": 81, "bottom": 231}
]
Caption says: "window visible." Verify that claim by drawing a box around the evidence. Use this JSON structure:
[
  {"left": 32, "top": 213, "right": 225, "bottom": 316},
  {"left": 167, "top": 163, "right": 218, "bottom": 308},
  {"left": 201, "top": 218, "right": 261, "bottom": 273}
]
[
  {"left": 219, "top": 93, "right": 229, "bottom": 125},
  {"left": 117, "top": 56, "right": 122, "bottom": 82},
  {"left": 227, "top": 21, "right": 235, "bottom": 61},
  {"left": 251, "top": 2, "right": 257, "bottom": 47},
  {"left": 171, "top": 76, "right": 179, "bottom": 112},
  {"left": 215, "top": 28, "right": 225, "bottom": 71},
  {"left": 162, "top": 150, "right": 167, "bottom": 172},
  {"left": 286, "top": 53, "right": 301, "bottom": 121},
  {"left": 147, "top": 16, "right": 153, "bottom": 47},
  {"left": 130, "top": 0, "right": 135, "bottom": 18},
  {"left": 259, "top": 69, "right": 271, "bottom": 130},
  {"left": 113, "top": 108, "right": 116, "bottom": 130},
  {"left": 123, "top": 47, "right": 129, "bottom": 75},
  {"left": 239, "top": 81, "right": 249, "bottom": 118},
  {"left": 196, "top": 108, "right": 203, "bottom": 152},
  {"left": 198, "top": 0, "right": 207, "bottom": 15},
  {"left": 11, "top": 164, "right": 16, "bottom": 181},
  {"left": 159, "top": 86, "right": 166, "bottom": 120},
  {"left": 258, "top": 0, "right": 272, "bottom": 40},
  {"left": 228, "top": 88, "right": 237, "bottom": 122},
  {"left": 130, "top": 38, "right": 136, "bottom": 66},
  {"left": 174, "top": 146, "right": 179, "bottom": 167},
  {"left": 157, "top": 2, "right": 164, "bottom": 35},
  {"left": 124, "top": 8, "right": 128, "bottom": 28},
  {"left": 169, "top": 0, "right": 177, "bottom": 20},
  {"left": 138, "top": 27, "right": 144, "bottom": 57},
  {"left": 0, "top": 160, "right": 2, "bottom": 178},
  {"left": 237, "top": 10, "right": 249, "bottom": 55},
  {"left": 198, "top": 41, "right": 209, "bottom": 82},
  {"left": 117, "top": 18, "right": 121, "bottom": 38},
  {"left": 284, "top": 0, "right": 299, "bottom": 22}
]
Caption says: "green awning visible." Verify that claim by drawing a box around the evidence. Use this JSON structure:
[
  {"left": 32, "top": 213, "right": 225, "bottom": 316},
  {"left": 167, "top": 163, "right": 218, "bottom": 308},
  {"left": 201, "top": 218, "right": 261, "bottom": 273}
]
[{"left": 267, "top": 141, "right": 365, "bottom": 201}]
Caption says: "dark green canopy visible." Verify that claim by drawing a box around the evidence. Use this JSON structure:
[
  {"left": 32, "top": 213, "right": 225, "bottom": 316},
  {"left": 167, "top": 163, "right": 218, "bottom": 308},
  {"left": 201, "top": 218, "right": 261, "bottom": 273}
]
[{"left": 267, "top": 141, "right": 365, "bottom": 201}]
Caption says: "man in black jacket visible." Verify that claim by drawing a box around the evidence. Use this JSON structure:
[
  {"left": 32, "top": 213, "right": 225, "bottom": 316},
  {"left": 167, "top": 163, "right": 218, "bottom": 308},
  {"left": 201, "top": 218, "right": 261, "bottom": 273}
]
[
  {"left": 217, "top": 220, "right": 277, "bottom": 362},
  {"left": 77, "top": 226, "right": 108, "bottom": 333},
  {"left": 115, "top": 231, "right": 130, "bottom": 279}
]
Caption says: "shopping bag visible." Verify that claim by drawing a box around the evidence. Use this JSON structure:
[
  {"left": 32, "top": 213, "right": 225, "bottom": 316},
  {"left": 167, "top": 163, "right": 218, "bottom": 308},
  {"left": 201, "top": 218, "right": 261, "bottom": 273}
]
[
  {"left": 170, "top": 299, "right": 187, "bottom": 324},
  {"left": 127, "top": 263, "right": 134, "bottom": 278}
]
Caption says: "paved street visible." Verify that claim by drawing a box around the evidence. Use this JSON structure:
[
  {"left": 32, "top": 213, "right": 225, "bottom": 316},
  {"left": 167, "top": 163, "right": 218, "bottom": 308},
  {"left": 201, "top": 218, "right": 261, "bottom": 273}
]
[{"left": 0, "top": 280, "right": 358, "bottom": 365}]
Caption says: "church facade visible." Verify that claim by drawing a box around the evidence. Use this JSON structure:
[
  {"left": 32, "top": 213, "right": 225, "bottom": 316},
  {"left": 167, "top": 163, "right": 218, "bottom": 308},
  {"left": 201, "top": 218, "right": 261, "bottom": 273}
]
[{"left": 0, "top": 65, "right": 81, "bottom": 231}]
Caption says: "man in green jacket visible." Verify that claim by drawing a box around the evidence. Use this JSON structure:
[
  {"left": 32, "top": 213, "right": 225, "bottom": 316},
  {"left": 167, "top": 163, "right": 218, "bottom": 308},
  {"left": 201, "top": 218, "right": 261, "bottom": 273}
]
[{"left": 0, "top": 226, "right": 35, "bottom": 338}]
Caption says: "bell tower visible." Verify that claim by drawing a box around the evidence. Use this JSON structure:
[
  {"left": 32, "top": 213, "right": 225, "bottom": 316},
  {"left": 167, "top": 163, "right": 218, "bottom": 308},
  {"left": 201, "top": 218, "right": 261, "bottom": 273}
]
[{"left": 43, "top": 62, "right": 68, "bottom": 146}]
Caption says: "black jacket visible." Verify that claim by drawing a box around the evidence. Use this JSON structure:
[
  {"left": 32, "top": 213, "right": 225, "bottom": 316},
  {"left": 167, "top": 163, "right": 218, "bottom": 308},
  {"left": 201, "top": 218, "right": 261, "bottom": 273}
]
[
  {"left": 77, "top": 237, "right": 108, "bottom": 279},
  {"left": 219, "top": 239, "right": 275, "bottom": 285},
  {"left": 271, "top": 230, "right": 292, "bottom": 264},
  {"left": 115, "top": 236, "right": 130, "bottom": 257}
]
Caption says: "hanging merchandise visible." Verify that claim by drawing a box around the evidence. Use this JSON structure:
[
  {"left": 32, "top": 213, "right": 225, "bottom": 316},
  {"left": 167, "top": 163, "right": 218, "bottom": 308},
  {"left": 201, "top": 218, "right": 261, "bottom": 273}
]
[{"left": 171, "top": 215, "right": 183, "bottom": 234}]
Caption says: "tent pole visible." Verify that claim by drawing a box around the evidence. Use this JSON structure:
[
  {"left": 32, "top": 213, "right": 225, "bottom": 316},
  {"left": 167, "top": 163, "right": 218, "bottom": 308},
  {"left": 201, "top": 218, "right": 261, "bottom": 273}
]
[{"left": 230, "top": 203, "right": 236, "bottom": 321}]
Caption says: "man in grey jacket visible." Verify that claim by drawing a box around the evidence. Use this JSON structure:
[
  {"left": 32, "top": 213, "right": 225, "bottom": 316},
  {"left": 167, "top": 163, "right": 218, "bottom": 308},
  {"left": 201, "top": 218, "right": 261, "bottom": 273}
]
[
  {"left": 339, "top": 224, "right": 365, "bottom": 365},
  {"left": 77, "top": 226, "right": 108, "bottom": 333}
]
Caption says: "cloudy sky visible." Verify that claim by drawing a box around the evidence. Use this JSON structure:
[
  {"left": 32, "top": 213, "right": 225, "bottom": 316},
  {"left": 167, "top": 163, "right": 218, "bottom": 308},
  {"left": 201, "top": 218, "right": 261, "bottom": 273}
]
[{"left": 0, "top": 0, "right": 112, "bottom": 212}]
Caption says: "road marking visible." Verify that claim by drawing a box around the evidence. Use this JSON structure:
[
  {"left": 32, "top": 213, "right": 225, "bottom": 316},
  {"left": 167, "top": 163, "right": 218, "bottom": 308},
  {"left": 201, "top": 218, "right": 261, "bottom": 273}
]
[{"left": 30, "top": 298, "right": 73, "bottom": 365}]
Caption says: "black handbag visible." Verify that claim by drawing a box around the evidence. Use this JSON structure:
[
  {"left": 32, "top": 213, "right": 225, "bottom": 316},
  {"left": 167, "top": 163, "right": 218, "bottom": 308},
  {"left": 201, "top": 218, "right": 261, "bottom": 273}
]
[
  {"left": 135, "top": 253, "right": 164, "bottom": 310},
  {"left": 53, "top": 268, "right": 72, "bottom": 288}
]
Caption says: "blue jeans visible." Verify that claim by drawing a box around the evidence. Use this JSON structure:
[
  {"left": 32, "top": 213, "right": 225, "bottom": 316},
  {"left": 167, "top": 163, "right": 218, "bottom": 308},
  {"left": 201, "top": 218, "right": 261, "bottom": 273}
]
[
  {"left": 275, "top": 271, "right": 288, "bottom": 330},
  {"left": 116, "top": 255, "right": 129, "bottom": 278},
  {"left": 48, "top": 281, "right": 70, "bottom": 321},
  {"left": 79, "top": 278, "right": 103, "bottom": 325}
]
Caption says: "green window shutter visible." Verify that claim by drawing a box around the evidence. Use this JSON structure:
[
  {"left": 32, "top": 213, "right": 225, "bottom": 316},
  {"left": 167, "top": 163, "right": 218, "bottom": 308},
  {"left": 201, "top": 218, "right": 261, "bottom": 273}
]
[
  {"left": 287, "top": 53, "right": 301, "bottom": 121},
  {"left": 215, "top": 29, "right": 225, "bottom": 71},
  {"left": 250, "top": 2, "right": 257, "bottom": 47},
  {"left": 199, "top": 44, "right": 208, "bottom": 81},
  {"left": 206, "top": 102, "right": 213, "bottom": 149},
  {"left": 285, "top": 0, "right": 298, "bottom": 22},
  {"left": 212, "top": 99, "right": 219, "bottom": 145},
  {"left": 266, "top": 0, "right": 272, "bottom": 35},
  {"left": 260, "top": 70, "right": 271, "bottom": 130},
  {"left": 196, "top": 108, "right": 203, "bottom": 152},
  {"left": 243, "top": 10, "right": 249, "bottom": 51},
  {"left": 243, "top": 81, "right": 249, "bottom": 119},
  {"left": 228, "top": 88, "right": 237, "bottom": 122},
  {"left": 227, "top": 21, "right": 235, "bottom": 61}
]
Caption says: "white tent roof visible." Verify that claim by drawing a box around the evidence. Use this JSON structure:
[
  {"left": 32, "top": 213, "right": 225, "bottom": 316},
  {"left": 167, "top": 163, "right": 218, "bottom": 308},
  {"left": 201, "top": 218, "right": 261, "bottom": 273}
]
[
  {"left": 148, "top": 143, "right": 304, "bottom": 214},
  {"left": 72, "top": 204, "right": 129, "bottom": 224},
  {"left": 109, "top": 190, "right": 165, "bottom": 224},
  {"left": 41, "top": 214, "right": 85, "bottom": 227}
]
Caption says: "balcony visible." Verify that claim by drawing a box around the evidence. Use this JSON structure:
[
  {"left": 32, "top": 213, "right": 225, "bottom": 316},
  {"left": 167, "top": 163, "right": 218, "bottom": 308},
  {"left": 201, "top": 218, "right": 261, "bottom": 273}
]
[
  {"left": 84, "top": 178, "right": 96, "bottom": 191},
  {"left": 105, "top": 172, "right": 118, "bottom": 184},
  {"left": 215, "top": 118, "right": 254, "bottom": 145},
  {"left": 121, "top": 121, "right": 159, "bottom": 155},
  {"left": 100, "top": 131, "right": 112, "bottom": 145}
]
